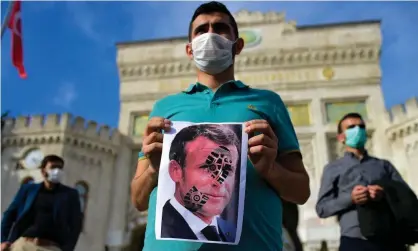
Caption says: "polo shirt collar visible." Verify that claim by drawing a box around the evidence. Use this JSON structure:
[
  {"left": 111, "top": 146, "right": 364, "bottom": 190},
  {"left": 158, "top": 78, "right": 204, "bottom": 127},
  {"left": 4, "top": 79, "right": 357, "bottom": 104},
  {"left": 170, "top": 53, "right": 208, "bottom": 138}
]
[{"left": 183, "top": 80, "right": 248, "bottom": 94}]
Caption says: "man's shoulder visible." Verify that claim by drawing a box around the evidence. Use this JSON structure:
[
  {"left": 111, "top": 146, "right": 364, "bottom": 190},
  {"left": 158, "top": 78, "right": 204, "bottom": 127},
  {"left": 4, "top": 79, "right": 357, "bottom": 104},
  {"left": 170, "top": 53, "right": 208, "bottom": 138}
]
[
  {"left": 157, "top": 92, "right": 189, "bottom": 105},
  {"left": 20, "top": 182, "right": 41, "bottom": 191},
  {"left": 151, "top": 93, "right": 189, "bottom": 115},
  {"left": 323, "top": 157, "right": 347, "bottom": 171},
  {"left": 60, "top": 184, "right": 78, "bottom": 194},
  {"left": 246, "top": 87, "right": 282, "bottom": 101},
  {"left": 369, "top": 155, "right": 390, "bottom": 164}
]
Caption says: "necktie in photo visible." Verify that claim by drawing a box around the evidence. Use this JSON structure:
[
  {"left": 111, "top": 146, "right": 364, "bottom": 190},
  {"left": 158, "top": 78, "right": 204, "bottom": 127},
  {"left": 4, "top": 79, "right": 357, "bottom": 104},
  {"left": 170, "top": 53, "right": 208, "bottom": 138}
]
[{"left": 201, "top": 225, "right": 221, "bottom": 241}]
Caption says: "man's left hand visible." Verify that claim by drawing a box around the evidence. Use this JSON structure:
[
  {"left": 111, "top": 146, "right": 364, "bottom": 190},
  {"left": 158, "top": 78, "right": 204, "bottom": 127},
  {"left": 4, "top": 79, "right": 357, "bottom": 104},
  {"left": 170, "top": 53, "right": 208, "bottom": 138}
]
[
  {"left": 368, "top": 185, "right": 384, "bottom": 201},
  {"left": 245, "top": 120, "right": 278, "bottom": 177}
]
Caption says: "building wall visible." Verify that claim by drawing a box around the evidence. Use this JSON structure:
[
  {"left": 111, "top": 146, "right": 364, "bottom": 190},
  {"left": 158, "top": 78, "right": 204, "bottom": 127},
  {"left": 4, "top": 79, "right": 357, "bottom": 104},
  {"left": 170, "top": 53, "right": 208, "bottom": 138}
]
[
  {"left": 116, "top": 11, "right": 385, "bottom": 251},
  {"left": 1, "top": 114, "right": 124, "bottom": 251},
  {"left": 1, "top": 10, "right": 417, "bottom": 251}
]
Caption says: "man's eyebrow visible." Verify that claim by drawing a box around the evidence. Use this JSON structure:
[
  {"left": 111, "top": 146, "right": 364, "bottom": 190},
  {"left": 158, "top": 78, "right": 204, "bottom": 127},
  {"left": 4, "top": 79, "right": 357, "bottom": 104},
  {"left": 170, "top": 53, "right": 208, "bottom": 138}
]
[
  {"left": 193, "top": 22, "right": 209, "bottom": 34},
  {"left": 193, "top": 21, "right": 231, "bottom": 34}
]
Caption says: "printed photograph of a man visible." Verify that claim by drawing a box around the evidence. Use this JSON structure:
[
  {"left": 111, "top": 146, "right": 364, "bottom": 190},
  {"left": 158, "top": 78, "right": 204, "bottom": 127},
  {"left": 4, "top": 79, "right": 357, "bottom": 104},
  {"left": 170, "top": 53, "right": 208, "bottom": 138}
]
[{"left": 160, "top": 124, "right": 243, "bottom": 243}]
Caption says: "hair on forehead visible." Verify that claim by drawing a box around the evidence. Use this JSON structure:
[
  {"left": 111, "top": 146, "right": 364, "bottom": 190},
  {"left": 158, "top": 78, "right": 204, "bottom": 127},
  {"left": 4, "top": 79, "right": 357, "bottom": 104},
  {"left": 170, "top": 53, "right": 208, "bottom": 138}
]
[
  {"left": 40, "top": 155, "right": 64, "bottom": 170},
  {"left": 169, "top": 124, "right": 240, "bottom": 168},
  {"left": 188, "top": 1, "right": 239, "bottom": 41},
  {"left": 337, "top": 112, "right": 364, "bottom": 134}
]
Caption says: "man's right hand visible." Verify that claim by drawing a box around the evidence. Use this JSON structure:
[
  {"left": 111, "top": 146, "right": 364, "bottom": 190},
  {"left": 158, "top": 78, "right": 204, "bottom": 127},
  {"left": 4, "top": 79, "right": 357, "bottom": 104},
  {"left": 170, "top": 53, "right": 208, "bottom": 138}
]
[
  {"left": 142, "top": 117, "right": 171, "bottom": 171},
  {"left": 1, "top": 242, "right": 11, "bottom": 251},
  {"left": 351, "top": 185, "right": 369, "bottom": 205}
]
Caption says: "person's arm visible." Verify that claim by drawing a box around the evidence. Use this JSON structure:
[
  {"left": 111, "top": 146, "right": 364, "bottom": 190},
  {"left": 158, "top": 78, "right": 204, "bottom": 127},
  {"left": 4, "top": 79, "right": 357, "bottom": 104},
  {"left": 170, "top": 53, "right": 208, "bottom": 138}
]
[
  {"left": 130, "top": 101, "right": 165, "bottom": 212},
  {"left": 264, "top": 93, "right": 310, "bottom": 205},
  {"left": 63, "top": 189, "right": 83, "bottom": 251},
  {"left": 315, "top": 165, "right": 352, "bottom": 218},
  {"left": 131, "top": 155, "right": 158, "bottom": 211},
  {"left": 1, "top": 185, "right": 27, "bottom": 243}
]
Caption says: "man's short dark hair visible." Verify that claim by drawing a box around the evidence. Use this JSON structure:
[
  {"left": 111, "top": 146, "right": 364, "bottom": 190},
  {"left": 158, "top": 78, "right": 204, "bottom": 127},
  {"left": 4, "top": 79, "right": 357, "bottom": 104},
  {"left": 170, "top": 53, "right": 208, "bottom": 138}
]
[
  {"left": 169, "top": 124, "right": 240, "bottom": 168},
  {"left": 337, "top": 112, "right": 364, "bottom": 134},
  {"left": 40, "top": 155, "right": 64, "bottom": 169},
  {"left": 188, "top": 1, "right": 239, "bottom": 41}
]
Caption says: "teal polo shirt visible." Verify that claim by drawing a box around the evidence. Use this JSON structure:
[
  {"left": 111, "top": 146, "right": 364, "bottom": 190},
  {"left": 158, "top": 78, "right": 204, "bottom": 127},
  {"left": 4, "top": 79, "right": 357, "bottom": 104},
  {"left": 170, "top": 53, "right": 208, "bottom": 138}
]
[{"left": 138, "top": 80, "right": 300, "bottom": 251}]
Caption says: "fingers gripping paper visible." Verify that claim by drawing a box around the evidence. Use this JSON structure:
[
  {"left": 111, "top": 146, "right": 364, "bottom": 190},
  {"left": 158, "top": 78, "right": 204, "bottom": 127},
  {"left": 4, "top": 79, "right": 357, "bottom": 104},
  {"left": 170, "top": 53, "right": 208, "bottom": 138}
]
[{"left": 155, "top": 122, "right": 248, "bottom": 245}]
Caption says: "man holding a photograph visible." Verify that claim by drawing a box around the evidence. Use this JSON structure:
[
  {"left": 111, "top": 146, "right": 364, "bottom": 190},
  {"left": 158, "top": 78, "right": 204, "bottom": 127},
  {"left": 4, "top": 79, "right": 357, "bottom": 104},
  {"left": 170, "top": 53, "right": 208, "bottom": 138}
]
[
  {"left": 131, "top": 1, "right": 310, "bottom": 251},
  {"left": 161, "top": 124, "right": 239, "bottom": 242}
]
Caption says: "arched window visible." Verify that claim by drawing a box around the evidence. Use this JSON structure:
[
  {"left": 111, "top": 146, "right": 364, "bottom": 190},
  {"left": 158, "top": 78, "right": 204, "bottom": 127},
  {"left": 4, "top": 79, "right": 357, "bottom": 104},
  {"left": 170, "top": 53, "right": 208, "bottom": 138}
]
[
  {"left": 75, "top": 181, "right": 89, "bottom": 228},
  {"left": 21, "top": 176, "right": 34, "bottom": 185}
]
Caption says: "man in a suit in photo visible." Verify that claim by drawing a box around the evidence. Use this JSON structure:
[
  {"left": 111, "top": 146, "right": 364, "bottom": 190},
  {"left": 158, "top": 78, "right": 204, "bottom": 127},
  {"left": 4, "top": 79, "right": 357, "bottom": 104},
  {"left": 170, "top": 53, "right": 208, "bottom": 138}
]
[
  {"left": 1, "top": 155, "right": 82, "bottom": 251},
  {"left": 161, "top": 124, "right": 239, "bottom": 243}
]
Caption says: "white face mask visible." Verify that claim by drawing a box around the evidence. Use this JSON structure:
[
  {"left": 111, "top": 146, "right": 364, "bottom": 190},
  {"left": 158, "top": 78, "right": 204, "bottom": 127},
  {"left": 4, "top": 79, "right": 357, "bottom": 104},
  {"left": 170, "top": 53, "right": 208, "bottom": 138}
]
[
  {"left": 47, "top": 168, "right": 64, "bottom": 184},
  {"left": 191, "top": 33, "right": 236, "bottom": 75}
]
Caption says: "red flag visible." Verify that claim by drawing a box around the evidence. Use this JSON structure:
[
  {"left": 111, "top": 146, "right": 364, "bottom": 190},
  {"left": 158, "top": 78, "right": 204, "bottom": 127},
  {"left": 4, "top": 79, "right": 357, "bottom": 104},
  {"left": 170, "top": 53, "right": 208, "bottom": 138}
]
[{"left": 8, "top": 1, "right": 27, "bottom": 79}]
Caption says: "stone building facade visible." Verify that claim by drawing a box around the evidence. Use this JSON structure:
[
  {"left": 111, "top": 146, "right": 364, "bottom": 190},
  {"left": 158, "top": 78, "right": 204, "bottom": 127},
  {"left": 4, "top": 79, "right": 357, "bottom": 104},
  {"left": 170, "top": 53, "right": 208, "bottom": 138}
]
[{"left": 1, "top": 10, "right": 417, "bottom": 251}]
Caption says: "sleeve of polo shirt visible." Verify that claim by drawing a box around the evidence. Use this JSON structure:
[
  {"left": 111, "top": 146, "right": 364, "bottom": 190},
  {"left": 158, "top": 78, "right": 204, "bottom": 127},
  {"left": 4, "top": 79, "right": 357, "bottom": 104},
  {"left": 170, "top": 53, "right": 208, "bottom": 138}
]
[
  {"left": 138, "top": 100, "right": 164, "bottom": 161},
  {"left": 271, "top": 93, "right": 300, "bottom": 155}
]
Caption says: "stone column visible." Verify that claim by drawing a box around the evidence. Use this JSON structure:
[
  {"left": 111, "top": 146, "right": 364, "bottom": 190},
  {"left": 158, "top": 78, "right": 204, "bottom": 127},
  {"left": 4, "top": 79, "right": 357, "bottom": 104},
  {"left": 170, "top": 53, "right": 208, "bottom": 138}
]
[{"left": 106, "top": 141, "right": 133, "bottom": 250}]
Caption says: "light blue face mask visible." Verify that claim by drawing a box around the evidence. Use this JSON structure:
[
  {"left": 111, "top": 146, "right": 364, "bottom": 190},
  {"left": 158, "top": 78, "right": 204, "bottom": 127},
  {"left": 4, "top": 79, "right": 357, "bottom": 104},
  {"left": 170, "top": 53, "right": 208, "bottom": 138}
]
[{"left": 345, "top": 126, "right": 367, "bottom": 149}]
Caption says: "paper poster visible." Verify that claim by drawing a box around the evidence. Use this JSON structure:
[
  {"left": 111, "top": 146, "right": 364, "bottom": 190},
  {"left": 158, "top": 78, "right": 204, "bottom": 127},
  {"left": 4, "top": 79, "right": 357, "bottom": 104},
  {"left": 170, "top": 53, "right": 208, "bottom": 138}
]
[{"left": 155, "top": 122, "right": 248, "bottom": 245}]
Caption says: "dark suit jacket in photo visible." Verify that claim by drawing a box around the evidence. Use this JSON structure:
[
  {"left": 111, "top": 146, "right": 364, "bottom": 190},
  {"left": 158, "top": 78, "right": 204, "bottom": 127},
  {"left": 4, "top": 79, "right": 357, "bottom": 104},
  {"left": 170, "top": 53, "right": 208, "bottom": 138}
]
[
  {"left": 1, "top": 183, "right": 83, "bottom": 251},
  {"left": 161, "top": 200, "right": 236, "bottom": 243}
]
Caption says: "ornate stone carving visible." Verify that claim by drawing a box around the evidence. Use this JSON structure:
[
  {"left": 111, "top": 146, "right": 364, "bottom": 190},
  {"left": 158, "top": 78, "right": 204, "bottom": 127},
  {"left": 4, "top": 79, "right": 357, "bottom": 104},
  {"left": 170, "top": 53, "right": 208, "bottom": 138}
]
[
  {"left": 1, "top": 114, "right": 121, "bottom": 155},
  {"left": 233, "top": 10, "right": 289, "bottom": 27},
  {"left": 67, "top": 150, "right": 102, "bottom": 166},
  {"left": 120, "top": 77, "right": 380, "bottom": 103},
  {"left": 386, "top": 97, "right": 418, "bottom": 141},
  {"left": 118, "top": 46, "right": 380, "bottom": 80}
]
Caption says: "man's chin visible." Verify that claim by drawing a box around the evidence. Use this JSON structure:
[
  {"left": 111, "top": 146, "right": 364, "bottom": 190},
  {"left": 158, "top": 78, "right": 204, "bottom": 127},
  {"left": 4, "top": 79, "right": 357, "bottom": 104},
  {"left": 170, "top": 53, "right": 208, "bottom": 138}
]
[{"left": 200, "top": 203, "right": 227, "bottom": 217}]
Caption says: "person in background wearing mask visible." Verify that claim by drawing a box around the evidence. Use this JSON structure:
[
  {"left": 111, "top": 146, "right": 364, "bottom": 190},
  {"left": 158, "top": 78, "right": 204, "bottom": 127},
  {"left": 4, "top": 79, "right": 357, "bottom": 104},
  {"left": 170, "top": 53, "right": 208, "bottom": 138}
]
[
  {"left": 315, "top": 113, "right": 407, "bottom": 251},
  {"left": 1, "top": 155, "right": 82, "bottom": 251},
  {"left": 130, "top": 1, "right": 310, "bottom": 251}
]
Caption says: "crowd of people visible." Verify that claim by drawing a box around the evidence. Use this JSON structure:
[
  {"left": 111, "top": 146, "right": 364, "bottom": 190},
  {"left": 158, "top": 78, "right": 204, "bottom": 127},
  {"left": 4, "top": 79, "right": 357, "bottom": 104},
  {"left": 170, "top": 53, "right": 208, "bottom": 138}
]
[{"left": 2, "top": 2, "right": 417, "bottom": 251}]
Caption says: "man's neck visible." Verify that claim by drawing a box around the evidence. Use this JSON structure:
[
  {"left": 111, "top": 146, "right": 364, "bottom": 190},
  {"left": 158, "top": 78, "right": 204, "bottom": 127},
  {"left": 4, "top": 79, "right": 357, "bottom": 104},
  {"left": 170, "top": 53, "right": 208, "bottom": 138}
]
[
  {"left": 345, "top": 147, "right": 366, "bottom": 159},
  {"left": 43, "top": 180, "right": 56, "bottom": 190},
  {"left": 174, "top": 193, "right": 213, "bottom": 224},
  {"left": 196, "top": 67, "right": 235, "bottom": 91}
]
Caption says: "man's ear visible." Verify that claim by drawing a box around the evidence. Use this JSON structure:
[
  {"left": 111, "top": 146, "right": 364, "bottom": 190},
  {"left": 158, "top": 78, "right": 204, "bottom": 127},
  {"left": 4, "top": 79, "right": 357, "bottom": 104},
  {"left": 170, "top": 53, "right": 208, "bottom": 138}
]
[
  {"left": 234, "top": 37, "right": 245, "bottom": 55},
  {"left": 40, "top": 168, "right": 47, "bottom": 178},
  {"left": 185, "top": 43, "right": 193, "bottom": 60},
  {"left": 337, "top": 133, "right": 345, "bottom": 144},
  {"left": 169, "top": 160, "right": 183, "bottom": 182}
]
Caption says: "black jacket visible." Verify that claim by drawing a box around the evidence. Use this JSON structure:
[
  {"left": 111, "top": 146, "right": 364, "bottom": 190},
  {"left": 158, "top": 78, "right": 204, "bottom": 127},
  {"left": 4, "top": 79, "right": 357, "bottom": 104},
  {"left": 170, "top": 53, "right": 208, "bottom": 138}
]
[
  {"left": 1, "top": 183, "right": 82, "bottom": 251},
  {"left": 357, "top": 179, "right": 418, "bottom": 245}
]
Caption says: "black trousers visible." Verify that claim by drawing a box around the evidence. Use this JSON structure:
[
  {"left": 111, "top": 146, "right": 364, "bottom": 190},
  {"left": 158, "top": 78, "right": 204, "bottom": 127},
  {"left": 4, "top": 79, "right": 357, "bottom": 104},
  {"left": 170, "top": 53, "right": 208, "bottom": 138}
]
[{"left": 339, "top": 236, "right": 408, "bottom": 251}]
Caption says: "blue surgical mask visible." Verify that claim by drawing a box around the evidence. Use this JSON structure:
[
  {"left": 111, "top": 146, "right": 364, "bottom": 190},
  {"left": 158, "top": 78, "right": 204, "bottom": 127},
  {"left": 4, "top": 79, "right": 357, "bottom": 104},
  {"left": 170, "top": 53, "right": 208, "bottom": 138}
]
[{"left": 345, "top": 126, "right": 367, "bottom": 149}]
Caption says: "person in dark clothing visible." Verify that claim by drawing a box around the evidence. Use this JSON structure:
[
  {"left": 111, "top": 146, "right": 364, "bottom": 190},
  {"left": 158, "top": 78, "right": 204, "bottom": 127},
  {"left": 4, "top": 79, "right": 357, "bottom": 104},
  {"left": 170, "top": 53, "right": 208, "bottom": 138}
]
[
  {"left": 1, "top": 155, "right": 82, "bottom": 251},
  {"left": 282, "top": 199, "right": 303, "bottom": 251},
  {"left": 315, "top": 113, "right": 409, "bottom": 251}
]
